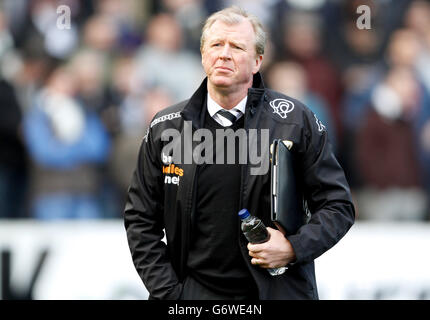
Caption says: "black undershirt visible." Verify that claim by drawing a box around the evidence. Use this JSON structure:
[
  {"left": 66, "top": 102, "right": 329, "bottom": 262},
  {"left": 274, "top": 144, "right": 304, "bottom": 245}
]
[{"left": 186, "top": 108, "right": 257, "bottom": 296}]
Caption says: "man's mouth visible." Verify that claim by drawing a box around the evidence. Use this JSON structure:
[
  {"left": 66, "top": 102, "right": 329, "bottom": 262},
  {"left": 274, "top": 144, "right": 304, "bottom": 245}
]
[{"left": 215, "top": 66, "right": 233, "bottom": 72}]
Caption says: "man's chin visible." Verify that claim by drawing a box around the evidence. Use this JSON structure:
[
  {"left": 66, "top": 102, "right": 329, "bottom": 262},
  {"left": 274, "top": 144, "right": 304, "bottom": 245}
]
[{"left": 209, "top": 76, "right": 233, "bottom": 88}]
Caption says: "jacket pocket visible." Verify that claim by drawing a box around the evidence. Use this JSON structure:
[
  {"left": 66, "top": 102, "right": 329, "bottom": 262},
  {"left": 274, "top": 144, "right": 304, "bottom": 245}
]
[{"left": 278, "top": 263, "right": 316, "bottom": 299}]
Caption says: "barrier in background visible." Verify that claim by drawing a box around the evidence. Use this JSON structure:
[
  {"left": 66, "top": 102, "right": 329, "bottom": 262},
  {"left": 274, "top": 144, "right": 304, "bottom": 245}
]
[
  {"left": 316, "top": 222, "right": 430, "bottom": 299},
  {"left": 0, "top": 220, "right": 429, "bottom": 300},
  {"left": 0, "top": 220, "right": 148, "bottom": 300}
]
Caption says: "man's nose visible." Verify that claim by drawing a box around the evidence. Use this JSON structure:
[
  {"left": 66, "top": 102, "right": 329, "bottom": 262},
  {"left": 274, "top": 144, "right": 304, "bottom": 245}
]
[{"left": 219, "top": 44, "right": 232, "bottom": 60}]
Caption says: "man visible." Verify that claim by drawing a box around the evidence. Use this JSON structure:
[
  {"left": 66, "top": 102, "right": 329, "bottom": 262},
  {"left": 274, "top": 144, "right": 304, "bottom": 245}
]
[{"left": 124, "top": 6, "right": 355, "bottom": 300}]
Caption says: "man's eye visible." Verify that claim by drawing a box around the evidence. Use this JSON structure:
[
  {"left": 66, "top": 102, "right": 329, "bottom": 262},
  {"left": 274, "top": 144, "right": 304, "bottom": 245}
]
[{"left": 232, "top": 44, "right": 243, "bottom": 50}]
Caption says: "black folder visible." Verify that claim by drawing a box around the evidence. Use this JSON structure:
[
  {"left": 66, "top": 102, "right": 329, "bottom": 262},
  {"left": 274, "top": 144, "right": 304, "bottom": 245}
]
[{"left": 270, "top": 139, "right": 306, "bottom": 236}]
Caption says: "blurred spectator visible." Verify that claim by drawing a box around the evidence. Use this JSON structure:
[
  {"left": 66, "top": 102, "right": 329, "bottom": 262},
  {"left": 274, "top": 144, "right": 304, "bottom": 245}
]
[
  {"left": 337, "top": 21, "right": 382, "bottom": 70},
  {"left": 159, "top": 0, "right": 209, "bottom": 53},
  {"left": 93, "top": 0, "right": 144, "bottom": 52},
  {"left": 0, "top": 9, "right": 14, "bottom": 58},
  {"left": 68, "top": 48, "right": 124, "bottom": 218},
  {"left": 327, "top": 0, "right": 402, "bottom": 70},
  {"left": 330, "top": 0, "right": 411, "bottom": 133},
  {"left": 341, "top": 27, "right": 429, "bottom": 189},
  {"left": 279, "top": 11, "right": 344, "bottom": 142},
  {"left": 223, "top": 0, "right": 277, "bottom": 32},
  {"left": 265, "top": 60, "right": 337, "bottom": 148},
  {"left": 108, "top": 55, "right": 141, "bottom": 135},
  {"left": 0, "top": 6, "right": 51, "bottom": 113},
  {"left": 81, "top": 13, "right": 120, "bottom": 53},
  {"left": 337, "top": 0, "right": 391, "bottom": 136},
  {"left": 420, "top": 117, "right": 430, "bottom": 213},
  {"left": 22, "top": 65, "right": 111, "bottom": 219},
  {"left": 106, "top": 54, "right": 146, "bottom": 199},
  {"left": 259, "top": 37, "right": 275, "bottom": 74},
  {"left": 354, "top": 66, "right": 428, "bottom": 220},
  {"left": 143, "top": 87, "right": 175, "bottom": 125},
  {"left": 269, "top": 0, "right": 336, "bottom": 54},
  {"left": 28, "top": 0, "right": 79, "bottom": 60},
  {"left": 0, "top": 78, "right": 29, "bottom": 218},
  {"left": 148, "top": 0, "right": 224, "bottom": 47},
  {"left": 134, "top": 13, "right": 204, "bottom": 102},
  {"left": 106, "top": 49, "right": 175, "bottom": 207},
  {"left": 337, "top": 0, "right": 425, "bottom": 125},
  {"left": 110, "top": 81, "right": 173, "bottom": 205},
  {"left": 341, "top": 65, "right": 384, "bottom": 134},
  {"left": 1, "top": 0, "right": 29, "bottom": 48},
  {"left": 342, "top": 28, "right": 423, "bottom": 144},
  {"left": 8, "top": 49, "right": 54, "bottom": 113},
  {"left": 387, "top": 29, "right": 422, "bottom": 69},
  {"left": 68, "top": 49, "right": 116, "bottom": 133},
  {"left": 403, "top": 0, "right": 430, "bottom": 39},
  {"left": 338, "top": 61, "right": 383, "bottom": 189},
  {"left": 404, "top": 0, "right": 430, "bottom": 93},
  {"left": 401, "top": 3, "right": 430, "bottom": 210}
]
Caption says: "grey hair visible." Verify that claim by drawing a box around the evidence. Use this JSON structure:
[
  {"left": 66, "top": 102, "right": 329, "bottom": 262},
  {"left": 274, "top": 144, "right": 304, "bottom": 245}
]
[{"left": 200, "top": 6, "right": 266, "bottom": 56}]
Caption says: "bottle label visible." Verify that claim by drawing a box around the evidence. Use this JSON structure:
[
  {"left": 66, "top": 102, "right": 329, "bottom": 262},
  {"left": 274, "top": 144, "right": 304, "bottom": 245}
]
[{"left": 243, "top": 221, "right": 269, "bottom": 244}]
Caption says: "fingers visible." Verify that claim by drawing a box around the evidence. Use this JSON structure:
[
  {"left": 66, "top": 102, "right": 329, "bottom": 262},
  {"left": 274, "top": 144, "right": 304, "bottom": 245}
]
[
  {"left": 251, "top": 257, "right": 266, "bottom": 267},
  {"left": 247, "top": 233, "right": 269, "bottom": 264},
  {"left": 248, "top": 244, "right": 266, "bottom": 267},
  {"left": 248, "top": 227, "right": 287, "bottom": 269},
  {"left": 247, "top": 227, "right": 291, "bottom": 269},
  {"left": 249, "top": 250, "right": 267, "bottom": 261},
  {"left": 251, "top": 257, "right": 272, "bottom": 268},
  {"left": 247, "top": 242, "right": 265, "bottom": 252},
  {"left": 249, "top": 248, "right": 267, "bottom": 266}
]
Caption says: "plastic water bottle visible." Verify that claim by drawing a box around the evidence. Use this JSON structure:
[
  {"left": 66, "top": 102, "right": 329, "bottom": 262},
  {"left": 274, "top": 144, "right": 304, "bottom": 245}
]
[{"left": 238, "top": 209, "right": 287, "bottom": 276}]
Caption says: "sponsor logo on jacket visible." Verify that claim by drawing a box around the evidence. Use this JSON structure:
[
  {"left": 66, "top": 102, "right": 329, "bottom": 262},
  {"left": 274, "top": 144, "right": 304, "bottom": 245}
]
[
  {"left": 314, "top": 114, "right": 326, "bottom": 132},
  {"left": 151, "top": 112, "right": 181, "bottom": 128},
  {"left": 162, "top": 153, "right": 183, "bottom": 185}
]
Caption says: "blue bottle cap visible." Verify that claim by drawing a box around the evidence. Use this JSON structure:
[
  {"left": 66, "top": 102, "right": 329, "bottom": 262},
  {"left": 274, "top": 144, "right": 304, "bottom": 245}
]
[{"left": 238, "top": 208, "right": 250, "bottom": 220}]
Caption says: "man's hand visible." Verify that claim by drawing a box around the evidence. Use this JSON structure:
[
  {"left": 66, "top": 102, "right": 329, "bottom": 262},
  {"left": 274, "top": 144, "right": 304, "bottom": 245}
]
[{"left": 247, "top": 227, "right": 296, "bottom": 269}]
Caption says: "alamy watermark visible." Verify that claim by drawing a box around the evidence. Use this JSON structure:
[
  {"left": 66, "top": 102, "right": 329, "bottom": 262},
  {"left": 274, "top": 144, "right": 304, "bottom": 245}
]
[
  {"left": 356, "top": 5, "right": 371, "bottom": 30},
  {"left": 57, "top": 5, "right": 71, "bottom": 30},
  {"left": 160, "top": 121, "right": 270, "bottom": 176}
]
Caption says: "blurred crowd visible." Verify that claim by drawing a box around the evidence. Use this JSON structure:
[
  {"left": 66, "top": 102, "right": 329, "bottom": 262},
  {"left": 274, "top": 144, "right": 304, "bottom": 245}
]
[{"left": 0, "top": 0, "right": 430, "bottom": 221}]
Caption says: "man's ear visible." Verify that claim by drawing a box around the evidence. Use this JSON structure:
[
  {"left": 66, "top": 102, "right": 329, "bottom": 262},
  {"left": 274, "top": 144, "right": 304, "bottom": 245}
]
[{"left": 253, "top": 55, "right": 263, "bottom": 74}]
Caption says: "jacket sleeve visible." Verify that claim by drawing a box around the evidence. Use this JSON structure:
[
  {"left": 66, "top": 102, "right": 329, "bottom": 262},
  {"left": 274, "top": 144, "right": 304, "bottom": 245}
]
[
  {"left": 124, "top": 126, "right": 182, "bottom": 300},
  {"left": 286, "top": 109, "right": 356, "bottom": 264}
]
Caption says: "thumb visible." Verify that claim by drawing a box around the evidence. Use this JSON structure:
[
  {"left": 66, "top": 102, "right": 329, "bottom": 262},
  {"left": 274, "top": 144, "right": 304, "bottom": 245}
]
[
  {"left": 267, "top": 226, "right": 283, "bottom": 235},
  {"left": 273, "top": 222, "right": 286, "bottom": 235}
]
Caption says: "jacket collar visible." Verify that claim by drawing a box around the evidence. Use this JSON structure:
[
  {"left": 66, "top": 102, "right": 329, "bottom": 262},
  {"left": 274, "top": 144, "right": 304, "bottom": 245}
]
[{"left": 181, "top": 72, "right": 265, "bottom": 129}]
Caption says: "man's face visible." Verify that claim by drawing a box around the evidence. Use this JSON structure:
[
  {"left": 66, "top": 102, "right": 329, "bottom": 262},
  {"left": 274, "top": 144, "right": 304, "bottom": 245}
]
[{"left": 201, "top": 19, "right": 263, "bottom": 93}]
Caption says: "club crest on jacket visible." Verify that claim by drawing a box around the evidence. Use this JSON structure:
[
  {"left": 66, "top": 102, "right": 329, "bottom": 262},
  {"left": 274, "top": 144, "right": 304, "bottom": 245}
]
[{"left": 269, "top": 98, "right": 295, "bottom": 119}]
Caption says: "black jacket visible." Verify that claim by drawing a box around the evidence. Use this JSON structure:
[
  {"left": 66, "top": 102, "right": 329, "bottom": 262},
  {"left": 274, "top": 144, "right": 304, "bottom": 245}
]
[{"left": 124, "top": 73, "right": 355, "bottom": 300}]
